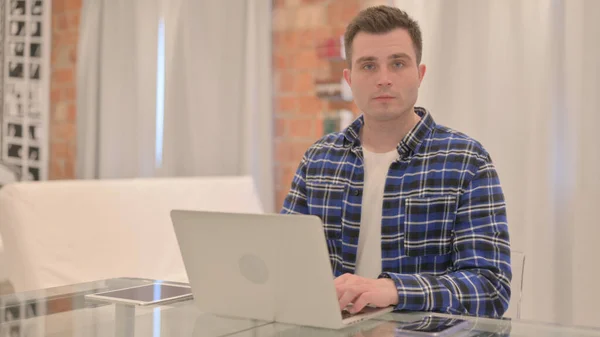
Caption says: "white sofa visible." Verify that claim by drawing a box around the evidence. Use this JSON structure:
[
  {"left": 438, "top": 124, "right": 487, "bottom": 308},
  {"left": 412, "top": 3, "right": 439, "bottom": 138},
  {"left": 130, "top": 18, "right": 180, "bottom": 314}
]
[{"left": 0, "top": 176, "right": 263, "bottom": 293}]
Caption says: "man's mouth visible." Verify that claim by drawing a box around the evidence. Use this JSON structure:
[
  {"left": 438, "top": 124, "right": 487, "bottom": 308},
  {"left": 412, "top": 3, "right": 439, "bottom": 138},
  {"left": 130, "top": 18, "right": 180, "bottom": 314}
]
[{"left": 374, "top": 95, "right": 395, "bottom": 100}]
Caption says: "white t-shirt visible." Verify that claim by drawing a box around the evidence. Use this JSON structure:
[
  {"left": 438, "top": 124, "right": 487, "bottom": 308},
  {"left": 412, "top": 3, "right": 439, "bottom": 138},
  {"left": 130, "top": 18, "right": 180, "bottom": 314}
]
[{"left": 354, "top": 148, "right": 399, "bottom": 278}]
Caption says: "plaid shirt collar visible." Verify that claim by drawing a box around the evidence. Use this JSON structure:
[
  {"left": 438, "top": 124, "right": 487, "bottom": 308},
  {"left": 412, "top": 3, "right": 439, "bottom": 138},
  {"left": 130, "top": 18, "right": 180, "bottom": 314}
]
[{"left": 342, "top": 107, "right": 435, "bottom": 158}]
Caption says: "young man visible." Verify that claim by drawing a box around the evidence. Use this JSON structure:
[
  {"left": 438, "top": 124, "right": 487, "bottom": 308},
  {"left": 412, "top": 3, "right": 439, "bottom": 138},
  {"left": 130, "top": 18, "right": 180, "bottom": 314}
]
[{"left": 281, "top": 6, "right": 511, "bottom": 318}]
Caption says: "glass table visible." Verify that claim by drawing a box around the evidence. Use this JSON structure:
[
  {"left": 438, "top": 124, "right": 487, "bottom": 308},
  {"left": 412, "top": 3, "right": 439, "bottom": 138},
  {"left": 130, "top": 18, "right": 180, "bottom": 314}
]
[{"left": 1, "top": 277, "right": 599, "bottom": 337}]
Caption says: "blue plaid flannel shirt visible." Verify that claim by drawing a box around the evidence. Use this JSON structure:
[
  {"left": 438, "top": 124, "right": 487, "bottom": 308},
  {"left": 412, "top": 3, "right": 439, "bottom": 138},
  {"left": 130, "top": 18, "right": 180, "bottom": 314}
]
[{"left": 281, "top": 107, "right": 511, "bottom": 318}]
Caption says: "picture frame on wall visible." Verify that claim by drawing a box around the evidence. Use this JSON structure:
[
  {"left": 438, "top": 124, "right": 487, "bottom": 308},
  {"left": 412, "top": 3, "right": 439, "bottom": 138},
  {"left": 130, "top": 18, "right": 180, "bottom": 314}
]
[
  {"left": 8, "top": 20, "right": 25, "bottom": 36},
  {"left": 10, "top": 1, "right": 26, "bottom": 16},
  {"left": 29, "top": 62, "right": 40, "bottom": 80},
  {"left": 32, "top": 1, "right": 43, "bottom": 16},
  {"left": 29, "top": 43, "right": 41, "bottom": 57},
  {"left": 7, "top": 122, "right": 22, "bottom": 138},
  {"left": 8, "top": 61, "right": 23, "bottom": 78},
  {"left": 1, "top": 0, "right": 51, "bottom": 182},
  {"left": 8, "top": 42, "right": 24, "bottom": 57},
  {"left": 30, "top": 21, "right": 41, "bottom": 37}
]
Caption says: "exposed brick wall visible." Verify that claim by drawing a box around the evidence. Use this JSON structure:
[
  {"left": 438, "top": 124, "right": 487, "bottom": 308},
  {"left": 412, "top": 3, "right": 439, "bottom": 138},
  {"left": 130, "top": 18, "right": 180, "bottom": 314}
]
[
  {"left": 272, "top": 0, "right": 388, "bottom": 211},
  {"left": 49, "top": 0, "right": 81, "bottom": 179}
]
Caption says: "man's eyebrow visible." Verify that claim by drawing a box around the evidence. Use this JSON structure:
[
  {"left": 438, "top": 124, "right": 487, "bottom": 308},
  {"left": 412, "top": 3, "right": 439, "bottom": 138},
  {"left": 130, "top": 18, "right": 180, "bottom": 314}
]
[
  {"left": 355, "top": 53, "right": 412, "bottom": 65},
  {"left": 355, "top": 56, "right": 377, "bottom": 64},
  {"left": 389, "top": 53, "right": 412, "bottom": 60}
]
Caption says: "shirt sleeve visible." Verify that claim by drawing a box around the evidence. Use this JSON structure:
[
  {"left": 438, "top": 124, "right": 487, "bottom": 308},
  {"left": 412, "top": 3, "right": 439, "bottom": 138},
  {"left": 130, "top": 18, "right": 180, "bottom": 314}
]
[
  {"left": 379, "top": 154, "right": 512, "bottom": 318},
  {"left": 280, "top": 155, "right": 309, "bottom": 215}
]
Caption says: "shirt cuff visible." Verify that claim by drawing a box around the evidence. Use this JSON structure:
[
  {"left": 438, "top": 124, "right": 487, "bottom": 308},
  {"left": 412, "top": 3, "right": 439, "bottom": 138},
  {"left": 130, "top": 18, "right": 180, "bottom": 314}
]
[{"left": 378, "top": 272, "right": 431, "bottom": 311}]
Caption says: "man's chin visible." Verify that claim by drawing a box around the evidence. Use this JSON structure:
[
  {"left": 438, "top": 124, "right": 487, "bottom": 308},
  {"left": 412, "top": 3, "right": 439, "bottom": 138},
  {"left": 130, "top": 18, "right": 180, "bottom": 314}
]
[{"left": 364, "top": 110, "right": 405, "bottom": 122}]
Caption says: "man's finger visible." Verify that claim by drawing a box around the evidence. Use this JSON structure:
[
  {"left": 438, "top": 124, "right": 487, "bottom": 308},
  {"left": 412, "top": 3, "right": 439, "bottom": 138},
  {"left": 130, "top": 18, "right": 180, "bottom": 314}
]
[
  {"left": 335, "top": 283, "right": 346, "bottom": 299},
  {"left": 338, "top": 287, "right": 360, "bottom": 311},
  {"left": 334, "top": 273, "right": 353, "bottom": 286},
  {"left": 350, "top": 291, "right": 375, "bottom": 313},
  {"left": 335, "top": 282, "right": 363, "bottom": 299},
  {"left": 340, "top": 290, "right": 358, "bottom": 310},
  {"left": 338, "top": 284, "right": 371, "bottom": 310},
  {"left": 335, "top": 273, "right": 371, "bottom": 287}
]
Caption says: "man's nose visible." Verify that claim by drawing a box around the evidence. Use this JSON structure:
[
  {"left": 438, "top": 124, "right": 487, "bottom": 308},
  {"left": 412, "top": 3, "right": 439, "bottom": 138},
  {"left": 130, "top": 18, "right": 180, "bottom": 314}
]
[{"left": 377, "top": 70, "right": 392, "bottom": 87}]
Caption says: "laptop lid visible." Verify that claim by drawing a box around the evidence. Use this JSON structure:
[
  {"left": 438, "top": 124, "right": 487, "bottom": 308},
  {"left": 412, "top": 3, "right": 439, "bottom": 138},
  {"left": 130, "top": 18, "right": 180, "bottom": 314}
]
[{"left": 170, "top": 210, "right": 346, "bottom": 328}]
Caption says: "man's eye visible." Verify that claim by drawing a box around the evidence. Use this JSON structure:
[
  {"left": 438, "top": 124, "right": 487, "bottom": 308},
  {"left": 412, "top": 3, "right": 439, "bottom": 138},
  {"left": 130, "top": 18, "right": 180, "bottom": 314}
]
[
  {"left": 362, "top": 64, "right": 375, "bottom": 70},
  {"left": 393, "top": 62, "right": 404, "bottom": 68}
]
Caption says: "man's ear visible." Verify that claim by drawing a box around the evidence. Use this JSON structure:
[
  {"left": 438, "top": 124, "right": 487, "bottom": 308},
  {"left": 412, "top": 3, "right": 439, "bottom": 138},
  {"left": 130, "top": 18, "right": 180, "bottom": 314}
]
[
  {"left": 343, "top": 68, "right": 351, "bottom": 86},
  {"left": 418, "top": 64, "right": 427, "bottom": 84}
]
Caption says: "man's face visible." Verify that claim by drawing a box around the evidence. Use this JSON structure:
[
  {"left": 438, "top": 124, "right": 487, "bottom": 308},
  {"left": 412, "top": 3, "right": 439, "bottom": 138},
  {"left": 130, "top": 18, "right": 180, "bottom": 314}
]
[{"left": 343, "top": 28, "right": 426, "bottom": 122}]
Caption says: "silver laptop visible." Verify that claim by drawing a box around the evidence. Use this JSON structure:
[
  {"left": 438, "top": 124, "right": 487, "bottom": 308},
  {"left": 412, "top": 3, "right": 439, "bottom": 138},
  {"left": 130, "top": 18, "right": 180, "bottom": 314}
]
[{"left": 170, "top": 210, "right": 394, "bottom": 330}]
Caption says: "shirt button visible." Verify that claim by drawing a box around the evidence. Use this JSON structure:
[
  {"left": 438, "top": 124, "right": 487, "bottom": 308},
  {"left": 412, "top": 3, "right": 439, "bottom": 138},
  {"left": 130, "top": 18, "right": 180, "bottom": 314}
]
[{"left": 353, "top": 189, "right": 360, "bottom": 196}]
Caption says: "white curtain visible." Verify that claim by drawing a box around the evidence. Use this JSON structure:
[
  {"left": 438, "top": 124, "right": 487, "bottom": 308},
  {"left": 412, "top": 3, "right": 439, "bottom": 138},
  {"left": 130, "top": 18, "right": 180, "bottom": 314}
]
[
  {"left": 76, "top": 0, "right": 274, "bottom": 211},
  {"left": 393, "top": 0, "right": 600, "bottom": 327},
  {"left": 160, "top": 0, "right": 274, "bottom": 211},
  {"left": 76, "top": 0, "right": 160, "bottom": 178}
]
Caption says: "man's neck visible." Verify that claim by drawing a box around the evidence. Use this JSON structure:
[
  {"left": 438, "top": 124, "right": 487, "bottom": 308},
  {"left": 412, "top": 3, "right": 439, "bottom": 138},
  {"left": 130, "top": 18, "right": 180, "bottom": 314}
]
[{"left": 360, "top": 108, "right": 421, "bottom": 153}]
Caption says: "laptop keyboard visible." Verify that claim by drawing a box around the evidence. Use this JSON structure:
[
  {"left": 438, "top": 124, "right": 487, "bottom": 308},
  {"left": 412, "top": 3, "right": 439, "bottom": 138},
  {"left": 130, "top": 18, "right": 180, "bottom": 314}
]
[
  {"left": 342, "top": 310, "right": 353, "bottom": 319},
  {"left": 342, "top": 305, "right": 383, "bottom": 319}
]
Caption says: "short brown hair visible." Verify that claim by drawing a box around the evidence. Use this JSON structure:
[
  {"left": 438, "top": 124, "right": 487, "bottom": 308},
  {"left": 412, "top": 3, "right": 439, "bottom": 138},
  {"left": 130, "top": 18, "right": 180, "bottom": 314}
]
[{"left": 344, "top": 6, "right": 423, "bottom": 66}]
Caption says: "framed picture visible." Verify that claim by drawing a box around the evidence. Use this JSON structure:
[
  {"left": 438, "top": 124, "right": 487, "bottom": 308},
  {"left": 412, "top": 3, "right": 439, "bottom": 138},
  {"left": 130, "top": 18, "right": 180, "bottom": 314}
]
[
  {"left": 28, "top": 146, "right": 39, "bottom": 161},
  {"left": 30, "top": 43, "right": 41, "bottom": 57},
  {"left": 1, "top": 0, "right": 51, "bottom": 182},
  {"left": 10, "top": 0, "right": 26, "bottom": 16},
  {"left": 9, "top": 21, "right": 25, "bottom": 36},
  {"left": 9, "top": 42, "right": 25, "bottom": 57},
  {"left": 29, "top": 124, "right": 40, "bottom": 141},
  {"left": 25, "top": 302, "right": 37, "bottom": 318},
  {"left": 4, "top": 305, "right": 19, "bottom": 321},
  {"left": 28, "top": 166, "right": 39, "bottom": 180},
  {"left": 7, "top": 122, "right": 22, "bottom": 138},
  {"left": 32, "top": 1, "right": 42, "bottom": 16},
  {"left": 7, "top": 143, "right": 23, "bottom": 160},
  {"left": 27, "top": 85, "right": 42, "bottom": 119},
  {"left": 8, "top": 61, "right": 24, "bottom": 78},
  {"left": 29, "top": 63, "right": 40, "bottom": 80},
  {"left": 30, "top": 21, "right": 41, "bottom": 37},
  {"left": 4, "top": 83, "right": 26, "bottom": 116}
]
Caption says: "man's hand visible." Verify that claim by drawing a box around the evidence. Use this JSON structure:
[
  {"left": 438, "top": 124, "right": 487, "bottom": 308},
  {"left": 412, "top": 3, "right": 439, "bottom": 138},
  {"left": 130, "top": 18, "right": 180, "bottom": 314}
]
[{"left": 334, "top": 273, "right": 399, "bottom": 314}]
